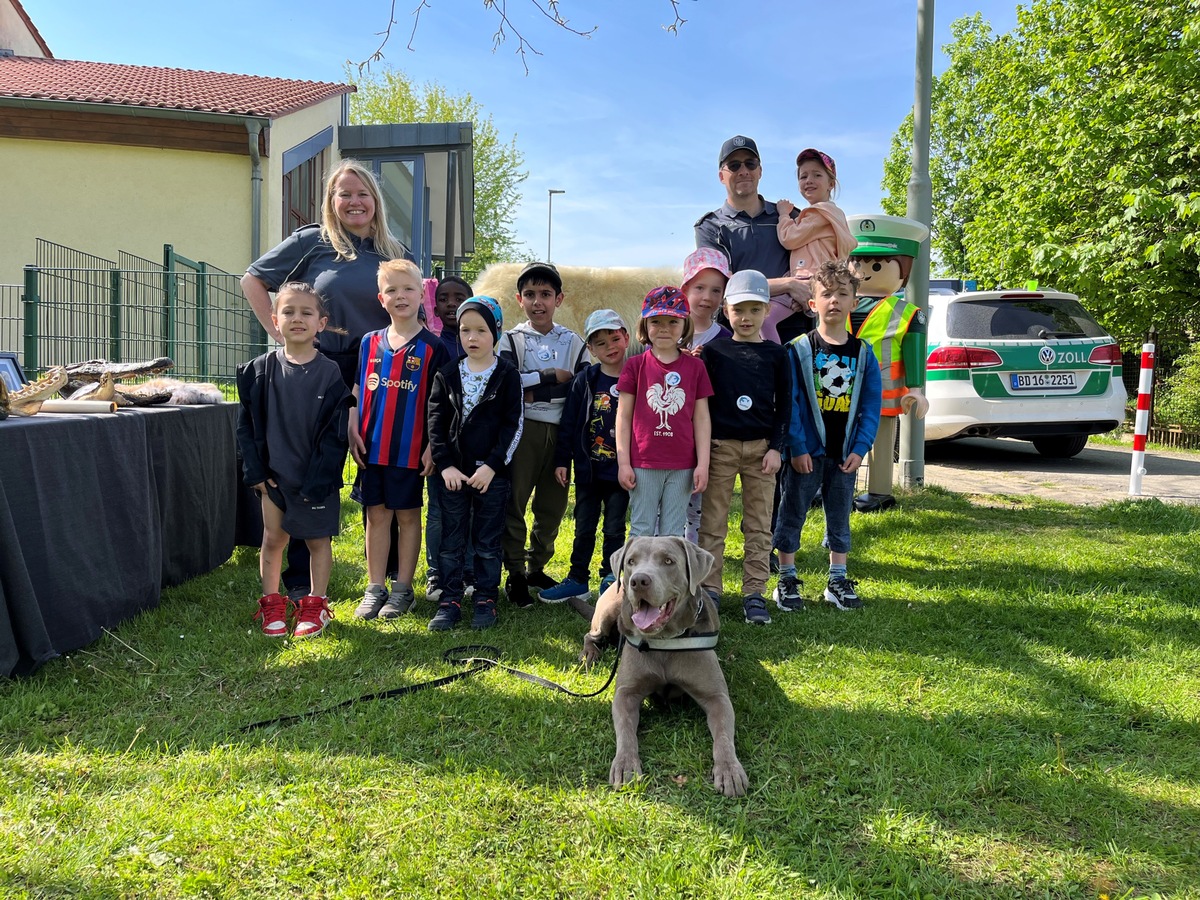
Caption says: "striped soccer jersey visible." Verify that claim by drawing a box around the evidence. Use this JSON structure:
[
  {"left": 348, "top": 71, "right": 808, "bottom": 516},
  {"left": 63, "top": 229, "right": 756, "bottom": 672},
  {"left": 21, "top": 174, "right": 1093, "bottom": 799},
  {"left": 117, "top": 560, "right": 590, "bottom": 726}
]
[{"left": 356, "top": 326, "right": 449, "bottom": 468}]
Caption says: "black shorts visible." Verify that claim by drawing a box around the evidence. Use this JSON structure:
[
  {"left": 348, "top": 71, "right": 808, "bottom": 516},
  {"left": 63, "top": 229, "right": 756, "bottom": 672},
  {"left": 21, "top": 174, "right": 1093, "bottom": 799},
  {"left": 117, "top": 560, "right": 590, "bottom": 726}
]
[
  {"left": 263, "top": 482, "right": 341, "bottom": 540},
  {"left": 352, "top": 464, "right": 423, "bottom": 510}
]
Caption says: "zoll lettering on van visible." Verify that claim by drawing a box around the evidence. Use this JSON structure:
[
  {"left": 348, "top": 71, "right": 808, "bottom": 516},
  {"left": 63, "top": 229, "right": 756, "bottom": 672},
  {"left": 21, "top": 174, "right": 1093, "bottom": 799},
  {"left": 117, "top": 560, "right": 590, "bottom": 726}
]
[{"left": 1052, "top": 349, "right": 1089, "bottom": 365}]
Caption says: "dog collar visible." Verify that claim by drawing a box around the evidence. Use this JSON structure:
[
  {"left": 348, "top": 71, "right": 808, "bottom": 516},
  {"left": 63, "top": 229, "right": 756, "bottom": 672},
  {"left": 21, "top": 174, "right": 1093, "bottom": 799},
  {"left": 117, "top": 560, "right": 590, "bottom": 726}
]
[{"left": 625, "top": 631, "right": 719, "bottom": 652}]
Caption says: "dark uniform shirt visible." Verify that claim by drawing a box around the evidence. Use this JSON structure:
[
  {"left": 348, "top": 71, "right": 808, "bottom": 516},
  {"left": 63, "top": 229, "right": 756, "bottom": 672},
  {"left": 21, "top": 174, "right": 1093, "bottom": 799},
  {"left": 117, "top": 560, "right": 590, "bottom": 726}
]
[{"left": 694, "top": 197, "right": 792, "bottom": 280}]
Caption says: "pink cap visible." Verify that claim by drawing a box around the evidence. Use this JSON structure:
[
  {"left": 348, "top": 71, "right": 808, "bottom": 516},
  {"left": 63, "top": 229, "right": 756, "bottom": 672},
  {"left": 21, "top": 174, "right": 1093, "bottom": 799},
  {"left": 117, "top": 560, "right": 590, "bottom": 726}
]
[{"left": 681, "top": 247, "right": 732, "bottom": 290}]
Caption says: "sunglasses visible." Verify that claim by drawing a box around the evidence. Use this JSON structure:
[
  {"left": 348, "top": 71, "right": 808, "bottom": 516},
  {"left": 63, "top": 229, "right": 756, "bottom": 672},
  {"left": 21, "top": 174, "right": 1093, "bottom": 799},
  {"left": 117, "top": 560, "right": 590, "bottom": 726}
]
[{"left": 722, "top": 159, "right": 760, "bottom": 172}]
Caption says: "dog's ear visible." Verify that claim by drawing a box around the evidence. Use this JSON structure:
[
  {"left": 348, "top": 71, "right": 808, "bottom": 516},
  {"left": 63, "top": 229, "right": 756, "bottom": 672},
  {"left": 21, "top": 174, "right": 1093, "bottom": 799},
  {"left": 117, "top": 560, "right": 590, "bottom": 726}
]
[
  {"left": 675, "top": 538, "right": 715, "bottom": 597},
  {"left": 609, "top": 538, "right": 635, "bottom": 587}
]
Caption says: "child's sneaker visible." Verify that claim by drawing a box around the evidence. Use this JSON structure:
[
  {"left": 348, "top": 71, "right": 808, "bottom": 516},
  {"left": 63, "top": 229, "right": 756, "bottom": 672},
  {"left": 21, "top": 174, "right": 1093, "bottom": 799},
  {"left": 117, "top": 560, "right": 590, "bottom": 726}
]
[
  {"left": 773, "top": 575, "right": 805, "bottom": 612},
  {"left": 471, "top": 598, "right": 498, "bottom": 630},
  {"left": 704, "top": 587, "right": 721, "bottom": 612},
  {"left": 378, "top": 585, "right": 415, "bottom": 619},
  {"left": 354, "top": 584, "right": 388, "bottom": 619},
  {"left": 425, "top": 573, "right": 443, "bottom": 604},
  {"left": 428, "top": 601, "right": 461, "bottom": 631},
  {"left": 599, "top": 573, "right": 617, "bottom": 594},
  {"left": 254, "top": 593, "right": 292, "bottom": 637},
  {"left": 505, "top": 571, "right": 533, "bottom": 609},
  {"left": 538, "top": 577, "right": 590, "bottom": 603},
  {"left": 293, "top": 595, "right": 333, "bottom": 638},
  {"left": 742, "top": 593, "right": 772, "bottom": 625},
  {"left": 824, "top": 577, "right": 864, "bottom": 611},
  {"left": 526, "top": 570, "right": 559, "bottom": 592}
]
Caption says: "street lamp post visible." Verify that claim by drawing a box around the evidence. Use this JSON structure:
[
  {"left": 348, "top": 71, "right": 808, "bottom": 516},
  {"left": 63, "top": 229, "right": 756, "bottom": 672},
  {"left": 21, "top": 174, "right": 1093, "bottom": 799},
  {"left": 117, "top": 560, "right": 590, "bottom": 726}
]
[
  {"left": 547, "top": 189, "right": 565, "bottom": 262},
  {"left": 899, "top": 0, "right": 935, "bottom": 489}
]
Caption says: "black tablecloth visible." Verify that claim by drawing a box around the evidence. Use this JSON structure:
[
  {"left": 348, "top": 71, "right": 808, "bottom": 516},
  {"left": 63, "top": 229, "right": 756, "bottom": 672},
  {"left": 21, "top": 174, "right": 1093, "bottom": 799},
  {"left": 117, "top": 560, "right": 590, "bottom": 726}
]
[{"left": 0, "top": 403, "right": 241, "bottom": 677}]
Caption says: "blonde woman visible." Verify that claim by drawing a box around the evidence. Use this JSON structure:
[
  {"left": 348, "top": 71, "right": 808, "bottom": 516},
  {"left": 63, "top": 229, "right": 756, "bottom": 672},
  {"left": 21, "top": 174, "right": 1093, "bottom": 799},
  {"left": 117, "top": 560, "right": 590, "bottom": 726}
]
[{"left": 242, "top": 158, "right": 410, "bottom": 386}]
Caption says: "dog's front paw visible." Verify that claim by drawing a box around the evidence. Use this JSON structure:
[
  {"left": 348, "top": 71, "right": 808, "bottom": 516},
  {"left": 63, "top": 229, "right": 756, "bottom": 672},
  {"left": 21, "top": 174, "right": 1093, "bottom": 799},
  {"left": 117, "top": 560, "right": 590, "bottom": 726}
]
[
  {"left": 582, "top": 633, "right": 606, "bottom": 668},
  {"left": 609, "top": 753, "right": 643, "bottom": 788},
  {"left": 713, "top": 758, "right": 749, "bottom": 798}
]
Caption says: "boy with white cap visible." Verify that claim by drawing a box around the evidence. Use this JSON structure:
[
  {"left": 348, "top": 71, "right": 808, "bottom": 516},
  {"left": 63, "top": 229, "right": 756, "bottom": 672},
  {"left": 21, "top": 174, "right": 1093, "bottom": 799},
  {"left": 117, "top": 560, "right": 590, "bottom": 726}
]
[
  {"left": 697, "top": 269, "right": 791, "bottom": 625},
  {"left": 541, "top": 309, "right": 632, "bottom": 605}
]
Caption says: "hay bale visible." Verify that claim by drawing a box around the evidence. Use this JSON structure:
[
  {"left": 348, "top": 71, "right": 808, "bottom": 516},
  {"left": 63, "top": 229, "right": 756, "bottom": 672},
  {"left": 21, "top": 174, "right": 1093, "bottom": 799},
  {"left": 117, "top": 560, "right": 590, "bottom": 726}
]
[{"left": 472, "top": 263, "right": 683, "bottom": 339}]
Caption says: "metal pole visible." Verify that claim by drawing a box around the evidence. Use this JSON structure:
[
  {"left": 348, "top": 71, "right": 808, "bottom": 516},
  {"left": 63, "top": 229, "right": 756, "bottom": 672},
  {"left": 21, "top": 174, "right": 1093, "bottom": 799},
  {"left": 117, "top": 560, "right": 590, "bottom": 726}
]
[
  {"left": 547, "top": 189, "right": 564, "bottom": 261},
  {"left": 900, "top": 0, "right": 935, "bottom": 489}
]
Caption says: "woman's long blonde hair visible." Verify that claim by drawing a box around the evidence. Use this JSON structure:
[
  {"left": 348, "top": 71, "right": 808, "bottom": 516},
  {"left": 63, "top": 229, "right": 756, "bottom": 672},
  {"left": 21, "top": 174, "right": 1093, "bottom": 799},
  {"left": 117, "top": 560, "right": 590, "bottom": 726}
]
[{"left": 320, "top": 159, "right": 408, "bottom": 262}]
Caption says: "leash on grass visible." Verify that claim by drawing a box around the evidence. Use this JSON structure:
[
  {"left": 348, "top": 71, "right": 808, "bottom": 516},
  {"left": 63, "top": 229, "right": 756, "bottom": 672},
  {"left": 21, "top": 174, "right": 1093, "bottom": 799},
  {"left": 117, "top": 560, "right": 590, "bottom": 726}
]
[{"left": 238, "top": 640, "right": 625, "bottom": 733}]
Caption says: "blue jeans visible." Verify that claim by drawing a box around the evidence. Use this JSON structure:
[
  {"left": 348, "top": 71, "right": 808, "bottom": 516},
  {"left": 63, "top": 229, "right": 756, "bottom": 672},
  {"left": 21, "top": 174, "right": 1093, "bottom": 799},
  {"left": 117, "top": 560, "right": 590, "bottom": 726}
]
[
  {"left": 437, "top": 475, "right": 510, "bottom": 605},
  {"left": 568, "top": 479, "right": 629, "bottom": 583},
  {"left": 773, "top": 456, "right": 855, "bottom": 555},
  {"left": 426, "top": 475, "right": 475, "bottom": 584}
]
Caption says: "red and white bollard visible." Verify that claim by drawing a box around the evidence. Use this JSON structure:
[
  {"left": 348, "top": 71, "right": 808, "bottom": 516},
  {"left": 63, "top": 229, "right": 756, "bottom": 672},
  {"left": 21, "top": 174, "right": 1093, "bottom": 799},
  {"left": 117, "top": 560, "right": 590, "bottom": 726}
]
[{"left": 1129, "top": 342, "right": 1156, "bottom": 496}]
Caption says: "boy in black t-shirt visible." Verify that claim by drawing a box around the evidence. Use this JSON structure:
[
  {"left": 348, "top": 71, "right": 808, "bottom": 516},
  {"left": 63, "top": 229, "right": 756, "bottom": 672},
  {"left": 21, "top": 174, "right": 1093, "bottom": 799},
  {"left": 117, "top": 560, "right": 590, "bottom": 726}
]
[
  {"left": 698, "top": 269, "right": 791, "bottom": 626},
  {"left": 541, "top": 310, "right": 632, "bottom": 607},
  {"left": 774, "top": 260, "right": 882, "bottom": 611}
]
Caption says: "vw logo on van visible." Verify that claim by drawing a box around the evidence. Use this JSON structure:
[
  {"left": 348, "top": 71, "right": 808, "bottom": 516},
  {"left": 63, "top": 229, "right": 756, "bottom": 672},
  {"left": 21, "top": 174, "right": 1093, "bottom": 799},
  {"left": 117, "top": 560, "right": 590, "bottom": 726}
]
[{"left": 1038, "top": 346, "right": 1056, "bottom": 366}]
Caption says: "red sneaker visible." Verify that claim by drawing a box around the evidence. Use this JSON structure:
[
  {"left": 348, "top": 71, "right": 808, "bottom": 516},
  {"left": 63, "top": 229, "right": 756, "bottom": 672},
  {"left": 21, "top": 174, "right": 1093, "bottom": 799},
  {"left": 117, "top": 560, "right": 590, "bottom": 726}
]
[
  {"left": 254, "top": 593, "right": 292, "bottom": 638},
  {"left": 293, "top": 595, "right": 333, "bottom": 638}
]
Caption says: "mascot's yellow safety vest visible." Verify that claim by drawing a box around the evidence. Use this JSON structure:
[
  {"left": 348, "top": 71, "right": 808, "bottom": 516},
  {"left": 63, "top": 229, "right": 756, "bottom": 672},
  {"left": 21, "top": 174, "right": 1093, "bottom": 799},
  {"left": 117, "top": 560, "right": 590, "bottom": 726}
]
[{"left": 856, "top": 295, "right": 918, "bottom": 417}]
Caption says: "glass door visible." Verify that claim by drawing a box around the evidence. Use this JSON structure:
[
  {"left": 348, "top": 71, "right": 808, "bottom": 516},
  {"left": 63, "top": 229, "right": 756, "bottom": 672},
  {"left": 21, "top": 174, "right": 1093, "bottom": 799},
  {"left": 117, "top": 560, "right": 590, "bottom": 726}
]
[{"left": 374, "top": 157, "right": 426, "bottom": 270}]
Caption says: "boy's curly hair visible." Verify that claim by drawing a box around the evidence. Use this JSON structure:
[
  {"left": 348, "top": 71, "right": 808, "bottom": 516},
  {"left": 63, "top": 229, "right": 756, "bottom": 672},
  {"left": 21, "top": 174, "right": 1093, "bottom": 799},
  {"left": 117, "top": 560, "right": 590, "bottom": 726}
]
[{"left": 813, "top": 259, "right": 860, "bottom": 295}]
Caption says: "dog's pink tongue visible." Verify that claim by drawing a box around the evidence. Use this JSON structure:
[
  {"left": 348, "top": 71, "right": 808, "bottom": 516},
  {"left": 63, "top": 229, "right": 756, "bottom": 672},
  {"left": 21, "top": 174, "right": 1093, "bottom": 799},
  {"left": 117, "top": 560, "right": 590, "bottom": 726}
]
[{"left": 631, "top": 602, "right": 665, "bottom": 631}]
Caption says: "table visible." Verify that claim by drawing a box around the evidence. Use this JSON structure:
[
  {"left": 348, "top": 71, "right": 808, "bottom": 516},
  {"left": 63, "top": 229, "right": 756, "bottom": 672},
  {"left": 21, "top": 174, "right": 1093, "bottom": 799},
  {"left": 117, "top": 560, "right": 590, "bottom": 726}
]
[{"left": 0, "top": 403, "right": 242, "bottom": 677}]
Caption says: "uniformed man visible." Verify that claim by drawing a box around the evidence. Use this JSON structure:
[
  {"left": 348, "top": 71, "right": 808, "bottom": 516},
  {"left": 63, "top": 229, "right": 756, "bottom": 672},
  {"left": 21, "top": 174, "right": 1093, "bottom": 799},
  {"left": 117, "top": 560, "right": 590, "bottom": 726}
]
[{"left": 694, "top": 135, "right": 812, "bottom": 343}]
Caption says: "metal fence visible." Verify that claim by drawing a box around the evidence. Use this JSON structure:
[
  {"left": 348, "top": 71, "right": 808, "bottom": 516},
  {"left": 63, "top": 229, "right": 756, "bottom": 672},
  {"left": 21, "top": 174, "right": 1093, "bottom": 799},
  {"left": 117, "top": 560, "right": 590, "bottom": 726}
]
[{"left": 13, "top": 240, "right": 264, "bottom": 382}]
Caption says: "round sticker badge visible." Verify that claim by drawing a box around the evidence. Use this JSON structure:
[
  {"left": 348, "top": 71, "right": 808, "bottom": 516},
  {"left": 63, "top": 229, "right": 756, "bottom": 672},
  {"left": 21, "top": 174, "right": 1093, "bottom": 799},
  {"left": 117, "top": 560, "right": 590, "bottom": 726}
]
[
  {"left": 609, "top": 385, "right": 620, "bottom": 398},
  {"left": 536, "top": 346, "right": 553, "bottom": 362},
  {"left": 737, "top": 395, "right": 753, "bottom": 411},
  {"left": 664, "top": 371, "right": 681, "bottom": 387}
]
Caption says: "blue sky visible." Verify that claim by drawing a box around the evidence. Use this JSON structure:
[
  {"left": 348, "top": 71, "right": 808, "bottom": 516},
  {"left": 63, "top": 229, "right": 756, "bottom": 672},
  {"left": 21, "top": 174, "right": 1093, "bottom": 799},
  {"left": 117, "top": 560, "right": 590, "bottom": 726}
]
[{"left": 24, "top": 0, "right": 1020, "bottom": 269}]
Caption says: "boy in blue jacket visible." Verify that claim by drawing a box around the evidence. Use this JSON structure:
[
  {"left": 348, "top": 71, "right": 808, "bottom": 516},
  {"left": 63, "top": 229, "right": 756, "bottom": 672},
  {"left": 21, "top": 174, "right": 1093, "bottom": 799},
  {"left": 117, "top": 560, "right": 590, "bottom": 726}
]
[
  {"left": 774, "top": 260, "right": 881, "bottom": 611},
  {"left": 540, "top": 309, "right": 631, "bottom": 607}
]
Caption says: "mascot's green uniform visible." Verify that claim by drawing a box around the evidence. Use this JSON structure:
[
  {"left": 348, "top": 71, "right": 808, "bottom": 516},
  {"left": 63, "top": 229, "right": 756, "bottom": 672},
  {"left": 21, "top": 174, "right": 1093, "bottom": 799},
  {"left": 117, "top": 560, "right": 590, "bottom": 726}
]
[{"left": 846, "top": 214, "right": 930, "bottom": 512}]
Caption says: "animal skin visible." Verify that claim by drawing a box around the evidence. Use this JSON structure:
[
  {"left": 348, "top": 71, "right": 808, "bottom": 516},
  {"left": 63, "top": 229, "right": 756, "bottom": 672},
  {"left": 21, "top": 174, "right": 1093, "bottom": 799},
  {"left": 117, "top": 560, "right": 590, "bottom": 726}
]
[{"left": 585, "top": 535, "right": 749, "bottom": 798}]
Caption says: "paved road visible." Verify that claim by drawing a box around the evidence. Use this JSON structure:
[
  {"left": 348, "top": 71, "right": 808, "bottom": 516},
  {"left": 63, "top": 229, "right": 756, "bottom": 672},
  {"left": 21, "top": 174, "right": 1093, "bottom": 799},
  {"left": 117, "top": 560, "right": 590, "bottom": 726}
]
[{"left": 895, "top": 438, "right": 1200, "bottom": 506}]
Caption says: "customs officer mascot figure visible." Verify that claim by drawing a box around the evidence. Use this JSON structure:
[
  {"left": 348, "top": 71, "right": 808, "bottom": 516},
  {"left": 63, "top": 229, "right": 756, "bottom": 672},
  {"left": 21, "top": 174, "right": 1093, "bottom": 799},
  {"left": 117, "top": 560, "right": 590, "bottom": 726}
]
[{"left": 846, "top": 214, "right": 930, "bottom": 512}]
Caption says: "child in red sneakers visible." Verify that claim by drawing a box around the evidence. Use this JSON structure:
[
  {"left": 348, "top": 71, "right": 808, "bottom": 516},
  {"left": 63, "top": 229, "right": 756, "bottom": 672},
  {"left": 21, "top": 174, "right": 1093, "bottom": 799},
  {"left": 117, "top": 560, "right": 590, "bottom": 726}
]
[{"left": 236, "top": 282, "right": 352, "bottom": 638}]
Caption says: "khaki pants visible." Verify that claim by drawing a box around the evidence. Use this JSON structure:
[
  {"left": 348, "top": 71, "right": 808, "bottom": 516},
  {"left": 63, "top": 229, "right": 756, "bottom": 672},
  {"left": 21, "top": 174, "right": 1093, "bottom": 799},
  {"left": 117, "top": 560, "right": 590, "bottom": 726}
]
[
  {"left": 503, "top": 419, "right": 569, "bottom": 574},
  {"left": 698, "top": 438, "right": 775, "bottom": 595}
]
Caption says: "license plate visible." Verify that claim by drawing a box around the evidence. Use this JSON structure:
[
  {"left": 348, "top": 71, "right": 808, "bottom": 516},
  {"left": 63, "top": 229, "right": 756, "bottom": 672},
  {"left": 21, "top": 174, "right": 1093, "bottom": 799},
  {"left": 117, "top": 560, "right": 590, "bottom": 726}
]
[{"left": 1010, "top": 371, "right": 1077, "bottom": 390}]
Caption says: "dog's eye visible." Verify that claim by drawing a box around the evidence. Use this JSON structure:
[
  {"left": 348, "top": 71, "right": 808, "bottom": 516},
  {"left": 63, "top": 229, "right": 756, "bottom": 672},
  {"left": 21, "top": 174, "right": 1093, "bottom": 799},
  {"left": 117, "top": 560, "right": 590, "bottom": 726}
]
[{"left": 663, "top": 557, "right": 675, "bottom": 565}]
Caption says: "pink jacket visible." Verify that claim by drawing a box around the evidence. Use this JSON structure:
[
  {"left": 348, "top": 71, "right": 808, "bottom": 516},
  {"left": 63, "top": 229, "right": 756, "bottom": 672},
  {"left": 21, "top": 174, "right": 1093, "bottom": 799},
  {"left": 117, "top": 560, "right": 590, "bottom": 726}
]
[
  {"left": 776, "top": 201, "right": 857, "bottom": 276},
  {"left": 760, "top": 201, "right": 857, "bottom": 343}
]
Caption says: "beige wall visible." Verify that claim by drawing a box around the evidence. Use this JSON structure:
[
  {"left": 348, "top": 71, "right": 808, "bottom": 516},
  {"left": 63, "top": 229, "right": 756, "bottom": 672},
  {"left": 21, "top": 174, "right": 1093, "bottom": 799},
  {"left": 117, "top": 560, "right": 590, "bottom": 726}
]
[
  {"left": 261, "top": 97, "right": 344, "bottom": 248},
  {"left": 0, "top": 0, "right": 49, "bottom": 57},
  {"left": 0, "top": 138, "right": 252, "bottom": 284}
]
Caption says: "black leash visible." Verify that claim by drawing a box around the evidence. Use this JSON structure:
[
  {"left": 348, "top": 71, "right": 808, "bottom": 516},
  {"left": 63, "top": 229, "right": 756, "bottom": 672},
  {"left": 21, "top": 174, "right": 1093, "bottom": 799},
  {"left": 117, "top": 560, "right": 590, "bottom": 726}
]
[{"left": 239, "top": 640, "right": 623, "bottom": 733}]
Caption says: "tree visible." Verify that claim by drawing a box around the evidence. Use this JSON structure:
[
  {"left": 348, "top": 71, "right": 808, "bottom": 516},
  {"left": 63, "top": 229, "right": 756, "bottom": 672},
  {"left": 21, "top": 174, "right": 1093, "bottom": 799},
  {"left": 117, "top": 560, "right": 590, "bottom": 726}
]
[
  {"left": 882, "top": 0, "right": 1200, "bottom": 340},
  {"left": 349, "top": 67, "right": 529, "bottom": 278}
]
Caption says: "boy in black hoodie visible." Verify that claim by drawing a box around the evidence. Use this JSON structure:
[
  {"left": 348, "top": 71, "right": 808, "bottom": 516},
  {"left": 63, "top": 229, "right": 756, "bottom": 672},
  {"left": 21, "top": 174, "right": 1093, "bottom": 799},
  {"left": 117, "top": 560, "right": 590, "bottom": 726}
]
[{"left": 426, "top": 297, "right": 523, "bottom": 630}]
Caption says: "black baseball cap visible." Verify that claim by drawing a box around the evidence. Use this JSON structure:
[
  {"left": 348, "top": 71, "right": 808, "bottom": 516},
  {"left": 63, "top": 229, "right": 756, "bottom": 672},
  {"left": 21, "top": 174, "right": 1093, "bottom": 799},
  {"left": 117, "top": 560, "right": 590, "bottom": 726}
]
[
  {"left": 719, "top": 135, "right": 760, "bottom": 165},
  {"left": 518, "top": 261, "right": 562, "bottom": 294}
]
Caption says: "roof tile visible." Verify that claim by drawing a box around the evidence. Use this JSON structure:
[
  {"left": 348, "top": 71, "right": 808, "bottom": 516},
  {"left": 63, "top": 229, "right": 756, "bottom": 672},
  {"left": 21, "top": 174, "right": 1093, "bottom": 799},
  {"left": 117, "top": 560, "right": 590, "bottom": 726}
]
[{"left": 0, "top": 56, "right": 352, "bottom": 118}]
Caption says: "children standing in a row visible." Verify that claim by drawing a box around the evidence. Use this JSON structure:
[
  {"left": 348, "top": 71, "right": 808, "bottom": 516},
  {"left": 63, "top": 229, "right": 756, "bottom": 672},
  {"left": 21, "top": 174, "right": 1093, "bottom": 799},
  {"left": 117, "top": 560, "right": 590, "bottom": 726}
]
[{"left": 498, "top": 263, "right": 589, "bottom": 608}]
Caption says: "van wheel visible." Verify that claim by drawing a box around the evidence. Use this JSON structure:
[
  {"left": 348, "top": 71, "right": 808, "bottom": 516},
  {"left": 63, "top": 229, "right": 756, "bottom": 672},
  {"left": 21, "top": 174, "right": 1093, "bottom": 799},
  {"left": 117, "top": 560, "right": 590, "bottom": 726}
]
[{"left": 1031, "top": 435, "right": 1088, "bottom": 458}]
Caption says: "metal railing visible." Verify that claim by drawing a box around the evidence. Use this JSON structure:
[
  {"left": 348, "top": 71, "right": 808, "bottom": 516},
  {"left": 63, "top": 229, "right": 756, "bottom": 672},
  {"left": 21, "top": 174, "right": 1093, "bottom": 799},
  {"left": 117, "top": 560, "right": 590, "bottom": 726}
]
[{"left": 15, "top": 240, "right": 264, "bottom": 382}]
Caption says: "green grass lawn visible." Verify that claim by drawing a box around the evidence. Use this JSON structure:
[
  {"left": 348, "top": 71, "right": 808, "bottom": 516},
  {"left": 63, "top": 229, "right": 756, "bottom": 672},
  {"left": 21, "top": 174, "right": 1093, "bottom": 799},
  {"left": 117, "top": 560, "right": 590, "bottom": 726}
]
[{"left": 3, "top": 486, "right": 1199, "bottom": 899}]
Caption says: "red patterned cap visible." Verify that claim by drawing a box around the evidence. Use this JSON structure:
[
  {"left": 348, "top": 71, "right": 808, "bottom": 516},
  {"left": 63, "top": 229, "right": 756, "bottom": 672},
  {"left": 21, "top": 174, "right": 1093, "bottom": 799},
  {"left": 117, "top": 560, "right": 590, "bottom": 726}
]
[
  {"left": 796, "top": 148, "right": 836, "bottom": 179},
  {"left": 641, "top": 285, "right": 690, "bottom": 319}
]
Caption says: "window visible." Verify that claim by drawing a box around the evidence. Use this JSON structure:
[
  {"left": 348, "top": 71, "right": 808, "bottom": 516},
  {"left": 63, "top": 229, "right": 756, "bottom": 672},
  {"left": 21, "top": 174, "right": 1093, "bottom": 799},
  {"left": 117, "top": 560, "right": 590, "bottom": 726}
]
[{"left": 282, "top": 148, "right": 326, "bottom": 237}]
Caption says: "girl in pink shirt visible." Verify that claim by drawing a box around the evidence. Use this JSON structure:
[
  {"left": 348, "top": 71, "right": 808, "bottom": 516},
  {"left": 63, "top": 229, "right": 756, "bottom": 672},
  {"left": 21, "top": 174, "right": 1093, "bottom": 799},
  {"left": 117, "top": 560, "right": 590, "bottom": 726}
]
[
  {"left": 616, "top": 286, "right": 713, "bottom": 537},
  {"left": 771, "top": 148, "right": 857, "bottom": 343}
]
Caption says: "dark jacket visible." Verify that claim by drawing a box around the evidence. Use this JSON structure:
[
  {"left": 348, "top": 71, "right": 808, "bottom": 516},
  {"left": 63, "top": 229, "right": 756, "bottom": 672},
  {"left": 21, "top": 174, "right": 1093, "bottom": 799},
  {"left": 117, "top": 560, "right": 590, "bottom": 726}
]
[
  {"left": 552, "top": 362, "right": 615, "bottom": 486},
  {"left": 428, "top": 356, "right": 524, "bottom": 478},
  {"left": 235, "top": 351, "right": 352, "bottom": 502}
]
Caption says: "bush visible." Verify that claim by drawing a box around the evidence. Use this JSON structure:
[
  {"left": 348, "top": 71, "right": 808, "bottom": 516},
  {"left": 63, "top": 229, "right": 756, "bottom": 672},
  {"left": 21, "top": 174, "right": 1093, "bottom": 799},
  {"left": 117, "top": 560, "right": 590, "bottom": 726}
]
[{"left": 1156, "top": 343, "right": 1200, "bottom": 430}]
